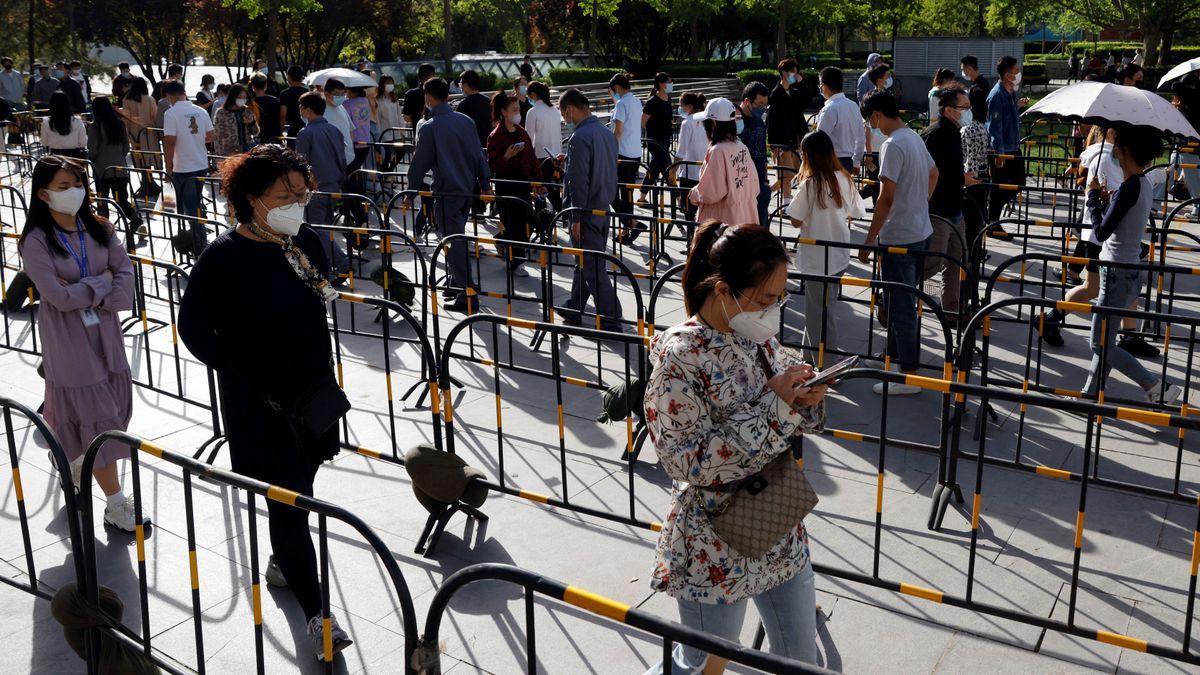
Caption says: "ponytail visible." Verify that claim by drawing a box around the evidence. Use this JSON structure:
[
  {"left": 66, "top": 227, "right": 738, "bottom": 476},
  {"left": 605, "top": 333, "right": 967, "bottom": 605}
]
[{"left": 682, "top": 221, "right": 789, "bottom": 315}]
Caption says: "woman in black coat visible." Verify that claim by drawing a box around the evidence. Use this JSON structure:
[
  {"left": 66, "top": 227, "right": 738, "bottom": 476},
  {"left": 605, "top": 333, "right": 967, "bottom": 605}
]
[{"left": 177, "top": 144, "right": 352, "bottom": 656}]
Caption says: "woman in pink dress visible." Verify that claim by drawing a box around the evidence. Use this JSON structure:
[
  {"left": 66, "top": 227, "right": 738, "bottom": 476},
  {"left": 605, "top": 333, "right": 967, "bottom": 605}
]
[
  {"left": 688, "top": 97, "right": 761, "bottom": 226},
  {"left": 18, "top": 155, "right": 144, "bottom": 532}
]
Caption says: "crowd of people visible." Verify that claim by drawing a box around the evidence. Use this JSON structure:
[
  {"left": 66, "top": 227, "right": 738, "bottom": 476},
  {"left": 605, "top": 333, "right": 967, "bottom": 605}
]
[{"left": 3, "top": 47, "right": 1191, "bottom": 669}]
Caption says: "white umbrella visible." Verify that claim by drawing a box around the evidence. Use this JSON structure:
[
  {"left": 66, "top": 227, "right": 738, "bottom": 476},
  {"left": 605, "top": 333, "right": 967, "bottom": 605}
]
[
  {"left": 1023, "top": 80, "right": 1199, "bottom": 141},
  {"left": 304, "top": 67, "right": 377, "bottom": 89},
  {"left": 1158, "top": 56, "right": 1200, "bottom": 90}
]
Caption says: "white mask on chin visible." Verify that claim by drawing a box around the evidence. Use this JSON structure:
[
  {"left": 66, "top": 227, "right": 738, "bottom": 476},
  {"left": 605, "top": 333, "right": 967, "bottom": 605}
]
[{"left": 723, "top": 293, "right": 781, "bottom": 343}]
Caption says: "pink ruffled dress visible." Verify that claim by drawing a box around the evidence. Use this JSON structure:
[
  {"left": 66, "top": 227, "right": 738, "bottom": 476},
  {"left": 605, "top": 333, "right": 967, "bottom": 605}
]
[{"left": 20, "top": 225, "right": 134, "bottom": 468}]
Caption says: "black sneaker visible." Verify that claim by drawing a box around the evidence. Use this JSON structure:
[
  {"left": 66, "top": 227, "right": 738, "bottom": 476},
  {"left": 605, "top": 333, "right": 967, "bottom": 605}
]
[
  {"left": 1118, "top": 335, "right": 1160, "bottom": 359},
  {"left": 1036, "top": 312, "right": 1064, "bottom": 347},
  {"left": 444, "top": 293, "right": 471, "bottom": 313},
  {"left": 987, "top": 224, "right": 1014, "bottom": 241}
]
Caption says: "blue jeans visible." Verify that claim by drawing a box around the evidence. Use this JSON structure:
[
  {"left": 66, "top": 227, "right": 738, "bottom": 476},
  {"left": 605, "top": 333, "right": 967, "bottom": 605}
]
[
  {"left": 880, "top": 235, "right": 930, "bottom": 371},
  {"left": 172, "top": 169, "right": 208, "bottom": 252},
  {"left": 1083, "top": 268, "right": 1157, "bottom": 395},
  {"left": 645, "top": 559, "right": 816, "bottom": 674},
  {"left": 1177, "top": 152, "right": 1200, "bottom": 202}
]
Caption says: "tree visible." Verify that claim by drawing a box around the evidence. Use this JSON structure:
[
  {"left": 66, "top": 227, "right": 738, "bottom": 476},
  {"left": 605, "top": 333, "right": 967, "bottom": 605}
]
[
  {"left": 225, "top": 0, "right": 319, "bottom": 75},
  {"left": 648, "top": 0, "right": 721, "bottom": 62},
  {"left": 76, "top": 0, "right": 194, "bottom": 85},
  {"left": 1047, "top": 0, "right": 1200, "bottom": 65}
]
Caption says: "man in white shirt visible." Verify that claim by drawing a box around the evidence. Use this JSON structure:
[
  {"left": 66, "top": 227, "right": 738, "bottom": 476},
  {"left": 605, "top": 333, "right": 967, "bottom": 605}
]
[
  {"left": 815, "top": 67, "right": 866, "bottom": 172},
  {"left": 161, "top": 80, "right": 215, "bottom": 253},
  {"left": 321, "top": 78, "right": 356, "bottom": 165},
  {"left": 608, "top": 73, "right": 642, "bottom": 234}
]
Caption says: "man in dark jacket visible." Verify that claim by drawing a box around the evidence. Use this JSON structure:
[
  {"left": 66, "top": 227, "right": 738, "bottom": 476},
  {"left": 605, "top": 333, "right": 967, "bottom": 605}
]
[
  {"left": 923, "top": 88, "right": 968, "bottom": 320},
  {"left": 453, "top": 69, "right": 492, "bottom": 148},
  {"left": 404, "top": 78, "right": 492, "bottom": 312},
  {"left": 768, "top": 58, "right": 805, "bottom": 199},
  {"left": 557, "top": 87, "right": 622, "bottom": 331},
  {"left": 295, "top": 91, "right": 350, "bottom": 274}
]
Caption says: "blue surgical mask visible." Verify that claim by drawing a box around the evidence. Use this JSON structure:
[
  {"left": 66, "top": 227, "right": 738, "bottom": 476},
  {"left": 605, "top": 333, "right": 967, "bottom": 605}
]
[
  {"left": 332, "top": 95, "right": 346, "bottom": 106},
  {"left": 736, "top": 119, "right": 745, "bottom": 135},
  {"left": 519, "top": 85, "right": 528, "bottom": 96},
  {"left": 51, "top": 69, "right": 63, "bottom": 79},
  {"left": 884, "top": 76, "right": 894, "bottom": 89},
  {"left": 677, "top": 106, "right": 686, "bottom": 117},
  {"left": 565, "top": 121, "right": 575, "bottom": 133},
  {"left": 788, "top": 73, "right": 798, "bottom": 85},
  {"left": 611, "top": 90, "right": 620, "bottom": 101},
  {"left": 665, "top": 83, "right": 674, "bottom": 94},
  {"left": 752, "top": 106, "right": 764, "bottom": 119},
  {"left": 959, "top": 109, "right": 974, "bottom": 126}
]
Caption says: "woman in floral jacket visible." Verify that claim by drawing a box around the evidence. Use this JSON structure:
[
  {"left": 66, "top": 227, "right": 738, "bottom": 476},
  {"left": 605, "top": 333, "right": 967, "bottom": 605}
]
[{"left": 644, "top": 220, "right": 826, "bottom": 673}]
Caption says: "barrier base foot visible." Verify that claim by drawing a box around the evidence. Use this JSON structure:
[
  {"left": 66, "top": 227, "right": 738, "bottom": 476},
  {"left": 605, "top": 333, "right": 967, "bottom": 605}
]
[
  {"left": 928, "top": 482, "right": 964, "bottom": 531},
  {"left": 415, "top": 502, "right": 489, "bottom": 558}
]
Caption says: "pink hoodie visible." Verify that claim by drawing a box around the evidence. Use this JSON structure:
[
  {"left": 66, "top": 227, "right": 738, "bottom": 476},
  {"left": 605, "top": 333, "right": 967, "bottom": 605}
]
[{"left": 689, "top": 140, "right": 761, "bottom": 226}]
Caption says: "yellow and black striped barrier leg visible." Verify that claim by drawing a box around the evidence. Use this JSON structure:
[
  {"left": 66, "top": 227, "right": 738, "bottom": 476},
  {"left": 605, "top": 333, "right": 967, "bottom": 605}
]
[
  {"left": 246, "top": 492, "right": 266, "bottom": 673},
  {"left": 130, "top": 451, "right": 153, "bottom": 654},
  {"left": 181, "top": 470, "right": 206, "bottom": 667},
  {"left": 1066, "top": 404, "right": 1098, "bottom": 627},
  {"left": 319, "top": 514, "right": 333, "bottom": 666}
]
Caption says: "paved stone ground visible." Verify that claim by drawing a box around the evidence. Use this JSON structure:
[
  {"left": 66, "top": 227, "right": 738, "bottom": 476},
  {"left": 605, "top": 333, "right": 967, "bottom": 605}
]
[{"left": 1, "top": 157, "right": 1199, "bottom": 673}]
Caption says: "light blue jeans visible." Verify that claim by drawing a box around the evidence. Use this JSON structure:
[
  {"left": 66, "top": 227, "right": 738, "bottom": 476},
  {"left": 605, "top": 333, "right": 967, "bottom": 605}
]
[
  {"left": 1177, "top": 152, "right": 1200, "bottom": 201},
  {"left": 1083, "top": 268, "right": 1157, "bottom": 395},
  {"left": 644, "top": 559, "right": 816, "bottom": 674}
]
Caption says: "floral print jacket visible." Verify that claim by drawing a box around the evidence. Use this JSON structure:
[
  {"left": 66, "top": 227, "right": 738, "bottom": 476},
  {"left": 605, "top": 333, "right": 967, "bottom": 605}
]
[{"left": 645, "top": 319, "right": 825, "bottom": 604}]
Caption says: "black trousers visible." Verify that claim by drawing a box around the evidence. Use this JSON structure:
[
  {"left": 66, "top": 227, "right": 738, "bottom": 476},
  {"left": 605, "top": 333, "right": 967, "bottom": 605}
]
[
  {"left": 342, "top": 146, "right": 370, "bottom": 225},
  {"left": 641, "top": 140, "right": 671, "bottom": 189},
  {"left": 496, "top": 180, "right": 532, "bottom": 262},
  {"left": 613, "top": 158, "right": 640, "bottom": 226},
  {"left": 988, "top": 154, "right": 1025, "bottom": 222},
  {"left": 266, "top": 458, "right": 323, "bottom": 619}
]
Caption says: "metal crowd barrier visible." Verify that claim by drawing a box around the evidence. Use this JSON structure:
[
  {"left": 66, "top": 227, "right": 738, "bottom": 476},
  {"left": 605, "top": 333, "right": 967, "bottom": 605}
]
[
  {"left": 417, "top": 562, "right": 831, "bottom": 674},
  {"left": 78, "top": 431, "right": 421, "bottom": 674}
]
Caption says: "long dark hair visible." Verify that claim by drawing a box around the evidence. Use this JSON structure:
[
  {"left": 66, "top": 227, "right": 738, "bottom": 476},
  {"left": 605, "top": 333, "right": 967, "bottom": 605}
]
[
  {"left": 223, "top": 84, "right": 246, "bottom": 111},
  {"left": 124, "top": 76, "right": 148, "bottom": 104},
  {"left": 682, "top": 221, "right": 788, "bottom": 315},
  {"left": 48, "top": 91, "right": 73, "bottom": 136},
  {"left": 91, "top": 96, "right": 125, "bottom": 146},
  {"left": 798, "top": 130, "right": 846, "bottom": 210},
  {"left": 19, "top": 155, "right": 110, "bottom": 256},
  {"left": 491, "top": 90, "right": 515, "bottom": 126}
]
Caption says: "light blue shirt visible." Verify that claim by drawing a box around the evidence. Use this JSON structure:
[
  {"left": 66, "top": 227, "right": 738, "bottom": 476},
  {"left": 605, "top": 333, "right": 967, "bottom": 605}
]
[
  {"left": 878, "top": 126, "right": 935, "bottom": 246},
  {"left": 611, "top": 92, "right": 643, "bottom": 159}
]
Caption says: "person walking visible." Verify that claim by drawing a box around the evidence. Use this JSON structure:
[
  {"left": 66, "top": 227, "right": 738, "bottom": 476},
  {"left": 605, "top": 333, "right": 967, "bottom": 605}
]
[
  {"left": 557, "top": 88, "right": 622, "bottom": 331},
  {"left": 857, "top": 52, "right": 885, "bottom": 102},
  {"left": 769, "top": 59, "right": 805, "bottom": 200},
  {"left": 927, "top": 68, "right": 956, "bottom": 123},
  {"left": 279, "top": 66, "right": 309, "bottom": 139},
  {"left": 643, "top": 221, "right": 826, "bottom": 673},
  {"left": 321, "top": 79, "right": 355, "bottom": 167},
  {"left": 57, "top": 62, "right": 86, "bottom": 114},
  {"left": 1078, "top": 127, "right": 1183, "bottom": 403},
  {"left": 111, "top": 62, "right": 135, "bottom": 104},
  {"left": 178, "top": 144, "right": 353, "bottom": 656},
  {"left": 513, "top": 76, "right": 533, "bottom": 126},
  {"left": 374, "top": 75, "right": 402, "bottom": 139},
  {"left": 689, "top": 98, "right": 760, "bottom": 226},
  {"left": 524, "top": 80, "right": 563, "bottom": 213},
  {"left": 815, "top": 67, "right": 866, "bottom": 173},
  {"left": 87, "top": 96, "right": 142, "bottom": 240},
  {"left": 250, "top": 73, "right": 282, "bottom": 143},
  {"left": 923, "top": 88, "right": 969, "bottom": 323},
  {"left": 675, "top": 91, "right": 708, "bottom": 222},
  {"left": 213, "top": 84, "right": 260, "bottom": 157},
  {"left": 960, "top": 55, "right": 988, "bottom": 91},
  {"left": 486, "top": 91, "right": 541, "bottom": 277},
  {"left": 293, "top": 91, "right": 350, "bottom": 275},
  {"left": 40, "top": 91, "right": 88, "bottom": 158},
  {"left": 161, "top": 80, "right": 215, "bottom": 252},
  {"left": 195, "top": 74, "right": 217, "bottom": 114},
  {"left": 788, "top": 130, "right": 865, "bottom": 358},
  {"left": 19, "top": 155, "right": 144, "bottom": 531},
  {"left": 638, "top": 72, "right": 674, "bottom": 206},
  {"left": 403, "top": 78, "right": 492, "bottom": 313},
  {"left": 609, "top": 73, "right": 643, "bottom": 242},
  {"left": 857, "top": 90, "right": 938, "bottom": 395},
  {"left": 738, "top": 82, "right": 772, "bottom": 227},
  {"left": 340, "top": 84, "right": 372, "bottom": 225},
  {"left": 32, "top": 64, "right": 60, "bottom": 110},
  {"left": 120, "top": 77, "right": 160, "bottom": 200},
  {"left": 985, "top": 56, "right": 1027, "bottom": 237},
  {"left": 960, "top": 85, "right": 992, "bottom": 256}
]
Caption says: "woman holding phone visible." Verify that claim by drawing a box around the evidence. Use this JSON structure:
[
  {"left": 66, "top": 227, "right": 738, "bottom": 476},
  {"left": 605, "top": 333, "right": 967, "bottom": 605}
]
[{"left": 486, "top": 90, "right": 541, "bottom": 278}]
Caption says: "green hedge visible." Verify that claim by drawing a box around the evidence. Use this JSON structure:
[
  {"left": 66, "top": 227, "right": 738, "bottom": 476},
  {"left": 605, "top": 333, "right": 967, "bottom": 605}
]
[
  {"left": 403, "top": 71, "right": 500, "bottom": 91},
  {"left": 736, "top": 69, "right": 780, "bottom": 88},
  {"left": 1026, "top": 42, "right": 1200, "bottom": 66},
  {"left": 546, "top": 68, "right": 623, "bottom": 86}
]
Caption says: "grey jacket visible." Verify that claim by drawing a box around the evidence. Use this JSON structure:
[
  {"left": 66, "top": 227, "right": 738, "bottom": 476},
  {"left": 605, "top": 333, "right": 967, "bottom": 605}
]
[
  {"left": 86, "top": 122, "right": 131, "bottom": 180},
  {"left": 406, "top": 102, "right": 491, "bottom": 195},
  {"left": 563, "top": 114, "right": 618, "bottom": 212},
  {"left": 296, "top": 117, "right": 347, "bottom": 191}
]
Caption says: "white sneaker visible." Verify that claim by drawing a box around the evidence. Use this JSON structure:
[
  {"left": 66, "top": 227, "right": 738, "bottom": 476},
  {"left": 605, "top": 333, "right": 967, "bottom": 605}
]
[
  {"left": 69, "top": 459, "right": 83, "bottom": 492},
  {"left": 307, "top": 613, "right": 353, "bottom": 659},
  {"left": 1147, "top": 382, "right": 1184, "bottom": 405},
  {"left": 264, "top": 554, "right": 288, "bottom": 587},
  {"left": 872, "top": 381, "right": 922, "bottom": 396},
  {"left": 103, "top": 497, "right": 148, "bottom": 532}
]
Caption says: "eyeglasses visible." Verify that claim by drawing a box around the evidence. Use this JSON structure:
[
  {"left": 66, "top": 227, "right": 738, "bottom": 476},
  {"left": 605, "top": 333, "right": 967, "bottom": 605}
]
[{"left": 740, "top": 290, "right": 790, "bottom": 313}]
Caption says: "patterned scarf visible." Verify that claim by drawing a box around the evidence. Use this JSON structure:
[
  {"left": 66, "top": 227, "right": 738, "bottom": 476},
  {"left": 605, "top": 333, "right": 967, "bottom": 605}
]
[{"left": 245, "top": 221, "right": 338, "bottom": 302}]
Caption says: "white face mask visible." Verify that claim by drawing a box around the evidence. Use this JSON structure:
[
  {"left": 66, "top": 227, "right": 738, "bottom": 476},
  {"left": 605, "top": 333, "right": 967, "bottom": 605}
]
[
  {"left": 1012, "top": 71, "right": 1022, "bottom": 87},
  {"left": 960, "top": 70, "right": 969, "bottom": 79},
  {"left": 45, "top": 186, "right": 86, "bottom": 215},
  {"left": 959, "top": 109, "right": 973, "bottom": 126},
  {"left": 723, "top": 293, "right": 781, "bottom": 344},
  {"left": 884, "top": 76, "right": 894, "bottom": 89},
  {"left": 384, "top": 83, "right": 395, "bottom": 93},
  {"left": 258, "top": 198, "right": 305, "bottom": 236},
  {"left": 235, "top": 98, "right": 247, "bottom": 107},
  {"left": 510, "top": 113, "right": 521, "bottom": 126}
]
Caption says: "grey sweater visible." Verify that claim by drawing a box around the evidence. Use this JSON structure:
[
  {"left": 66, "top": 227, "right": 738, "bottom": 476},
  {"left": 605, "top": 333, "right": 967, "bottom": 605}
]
[
  {"left": 86, "top": 122, "right": 130, "bottom": 180},
  {"left": 1086, "top": 173, "right": 1150, "bottom": 264}
]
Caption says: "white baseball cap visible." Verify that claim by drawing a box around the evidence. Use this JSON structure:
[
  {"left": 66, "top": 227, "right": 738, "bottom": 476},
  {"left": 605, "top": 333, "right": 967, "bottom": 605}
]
[{"left": 703, "top": 97, "right": 738, "bottom": 122}]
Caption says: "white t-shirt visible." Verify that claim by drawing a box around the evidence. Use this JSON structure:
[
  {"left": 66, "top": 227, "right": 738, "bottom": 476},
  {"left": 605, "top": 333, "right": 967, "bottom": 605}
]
[
  {"left": 324, "top": 102, "right": 356, "bottom": 164},
  {"left": 39, "top": 117, "right": 87, "bottom": 150},
  {"left": 162, "top": 100, "right": 214, "bottom": 173},
  {"left": 676, "top": 112, "right": 708, "bottom": 181},
  {"left": 787, "top": 172, "right": 866, "bottom": 275},
  {"left": 611, "top": 92, "right": 643, "bottom": 159},
  {"left": 1078, "top": 142, "right": 1123, "bottom": 245},
  {"left": 525, "top": 100, "right": 563, "bottom": 160}
]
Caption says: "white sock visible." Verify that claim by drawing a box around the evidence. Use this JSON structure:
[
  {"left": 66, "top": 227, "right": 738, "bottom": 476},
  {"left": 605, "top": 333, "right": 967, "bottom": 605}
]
[{"left": 106, "top": 490, "right": 128, "bottom": 509}]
